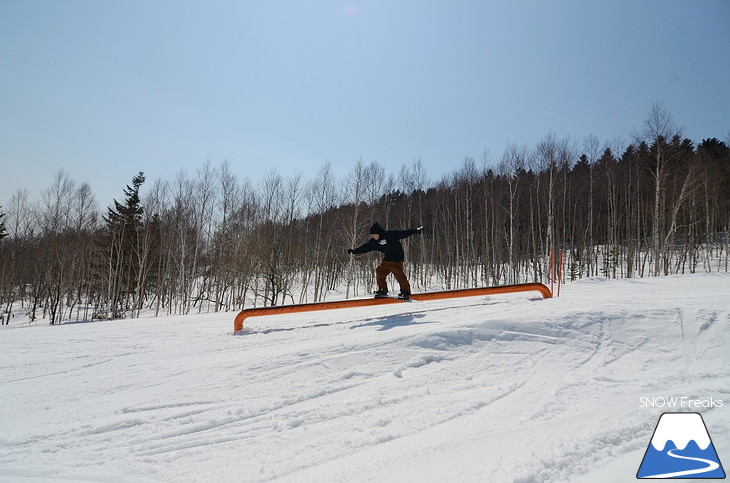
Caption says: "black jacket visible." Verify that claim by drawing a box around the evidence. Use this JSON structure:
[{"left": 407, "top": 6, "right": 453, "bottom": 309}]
[{"left": 351, "top": 225, "right": 421, "bottom": 262}]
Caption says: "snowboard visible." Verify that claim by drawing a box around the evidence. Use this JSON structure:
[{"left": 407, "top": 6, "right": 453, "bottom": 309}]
[{"left": 374, "top": 293, "right": 412, "bottom": 301}]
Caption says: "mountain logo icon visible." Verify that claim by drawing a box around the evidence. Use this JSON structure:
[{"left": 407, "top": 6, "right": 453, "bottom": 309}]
[{"left": 637, "top": 412, "right": 726, "bottom": 479}]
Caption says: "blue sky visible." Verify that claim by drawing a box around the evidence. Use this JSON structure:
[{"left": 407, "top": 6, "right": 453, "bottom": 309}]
[{"left": 1, "top": 0, "right": 728, "bottom": 208}]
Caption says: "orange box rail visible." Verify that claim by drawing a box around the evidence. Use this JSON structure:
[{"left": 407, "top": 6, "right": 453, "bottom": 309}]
[{"left": 233, "top": 282, "right": 552, "bottom": 333}]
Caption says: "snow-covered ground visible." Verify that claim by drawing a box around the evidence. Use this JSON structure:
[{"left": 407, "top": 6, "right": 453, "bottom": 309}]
[{"left": 1, "top": 273, "right": 728, "bottom": 482}]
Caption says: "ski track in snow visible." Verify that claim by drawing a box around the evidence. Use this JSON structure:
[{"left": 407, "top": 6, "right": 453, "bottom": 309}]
[{"left": 1, "top": 273, "right": 729, "bottom": 482}]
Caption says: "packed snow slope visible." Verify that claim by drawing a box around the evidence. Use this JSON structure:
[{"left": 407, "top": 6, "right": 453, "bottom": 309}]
[{"left": 1, "top": 273, "right": 729, "bottom": 482}]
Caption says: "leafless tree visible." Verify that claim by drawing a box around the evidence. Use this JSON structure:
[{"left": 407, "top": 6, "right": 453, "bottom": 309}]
[{"left": 641, "top": 102, "right": 683, "bottom": 275}]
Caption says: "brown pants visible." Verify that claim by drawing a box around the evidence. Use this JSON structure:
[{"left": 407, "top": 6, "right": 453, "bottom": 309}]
[{"left": 376, "top": 260, "right": 411, "bottom": 294}]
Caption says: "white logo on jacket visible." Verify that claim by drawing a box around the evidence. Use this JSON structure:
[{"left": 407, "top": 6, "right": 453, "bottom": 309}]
[{"left": 379, "top": 239, "right": 387, "bottom": 245}]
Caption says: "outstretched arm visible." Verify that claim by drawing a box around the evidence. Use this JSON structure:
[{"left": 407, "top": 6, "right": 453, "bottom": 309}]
[
  {"left": 394, "top": 226, "right": 424, "bottom": 240},
  {"left": 348, "top": 238, "right": 377, "bottom": 255}
]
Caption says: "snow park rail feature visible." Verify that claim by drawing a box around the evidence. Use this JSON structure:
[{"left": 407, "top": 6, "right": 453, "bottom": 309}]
[{"left": 233, "top": 282, "right": 552, "bottom": 333}]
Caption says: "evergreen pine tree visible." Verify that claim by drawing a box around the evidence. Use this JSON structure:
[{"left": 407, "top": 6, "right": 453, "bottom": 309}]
[
  {"left": 105, "top": 172, "right": 145, "bottom": 229},
  {"left": 103, "top": 172, "right": 146, "bottom": 319}
]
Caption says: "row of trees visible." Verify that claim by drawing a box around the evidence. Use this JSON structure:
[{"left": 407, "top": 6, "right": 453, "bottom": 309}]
[{"left": 1, "top": 105, "right": 729, "bottom": 325}]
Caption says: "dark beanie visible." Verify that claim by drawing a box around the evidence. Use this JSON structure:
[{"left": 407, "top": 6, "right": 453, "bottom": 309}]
[{"left": 369, "top": 222, "right": 384, "bottom": 235}]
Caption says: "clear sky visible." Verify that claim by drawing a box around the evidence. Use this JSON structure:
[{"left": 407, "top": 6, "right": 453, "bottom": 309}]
[{"left": 1, "top": 0, "right": 728, "bottom": 208}]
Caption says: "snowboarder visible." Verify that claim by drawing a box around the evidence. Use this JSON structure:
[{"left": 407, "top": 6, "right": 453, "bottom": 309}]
[{"left": 347, "top": 222, "right": 423, "bottom": 299}]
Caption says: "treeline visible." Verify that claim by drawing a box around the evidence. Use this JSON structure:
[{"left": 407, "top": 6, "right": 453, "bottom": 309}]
[{"left": 1, "top": 106, "right": 729, "bottom": 324}]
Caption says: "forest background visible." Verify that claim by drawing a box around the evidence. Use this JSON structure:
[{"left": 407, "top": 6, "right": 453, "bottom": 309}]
[{"left": 1, "top": 105, "right": 729, "bottom": 325}]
